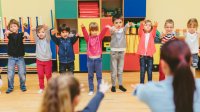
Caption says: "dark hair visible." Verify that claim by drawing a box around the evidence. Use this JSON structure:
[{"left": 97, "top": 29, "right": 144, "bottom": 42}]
[
  {"left": 58, "top": 24, "right": 70, "bottom": 33},
  {"left": 112, "top": 14, "right": 123, "bottom": 22},
  {"left": 160, "top": 40, "right": 195, "bottom": 112},
  {"left": 36, "top": 25, "right": 44, "bottom": 33},
  {"left": 8, "top": 19, "right": 20, "bottom": 30},
  {"left": 164, "top": 19, "right": 174, "bottom": 27}
]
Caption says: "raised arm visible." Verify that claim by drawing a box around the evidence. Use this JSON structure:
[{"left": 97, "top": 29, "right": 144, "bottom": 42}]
[
  {"left": 99, "top": 26, "right": 109, "bottom": 40},
  {"left": 138, "top": 21, "right": 144, "bottom": 36},
  {"left": 151, "top": 22, "right": 158, "bottom": 38},
  {"left": 50, "top": 29, "right": 60, "bottom": 45},
  {"left": 70, "top": 34, "right": 79, "bottom": 44},
  {"left": 31, "top": 27, "right": 39, "bottom": 42},
  {"left": 124, "top": 22, "right": 133, "bottom": 33},
  {"left": 81, "top": 24, "right": 89, "bottom": 42}
]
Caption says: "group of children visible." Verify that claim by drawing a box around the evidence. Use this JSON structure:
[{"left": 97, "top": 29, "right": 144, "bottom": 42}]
[{"left": 0, "top": 15, "right": 199, "bottom": 96}]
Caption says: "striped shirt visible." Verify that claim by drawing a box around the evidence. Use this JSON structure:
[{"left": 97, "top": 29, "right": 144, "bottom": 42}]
[{"left": 161, "top": 32, "right": 176, "bottom": 44}]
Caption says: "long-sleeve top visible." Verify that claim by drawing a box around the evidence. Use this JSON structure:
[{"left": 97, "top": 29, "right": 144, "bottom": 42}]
[
  {"left": 133, "top": 76, "right": 200, "bottom": 112},
  {"left": 137, "top": 23, "right": 157, "bottom": 57},
  {"left": 7, "top": 32, "right": 25, "bottom": 57},
  {"left": 82, "top": 27, "right": 108, "bottom": 57},
  {"left": 185, "top": 32, "right": 199, "bottom": 54},
  {"left": 110, "top": 23, "right": 130, "bottom": 51},
  {"left": 51, "top": 31, "right": 78, "bottom": 63},
  {"left": 33, "top": 29, "right": 52, "bottom": 61},
  {"left": 81, "top": 91, "right": 104, "bottom": 112},
  {"left": 161, "top": 32, "right": 176, "bottom": 45}
]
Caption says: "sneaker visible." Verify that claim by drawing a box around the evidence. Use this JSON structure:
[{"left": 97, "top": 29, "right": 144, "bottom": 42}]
[
  {"left": 21, "top": 87, "right": 27, "bottom": 92},
  {"left": 88, "top": 91, "right": 94, "bottom": 96},
  {"left": 38, "top": 89, "right": 44, "bottom": 94},
  {"left": 6, "top": 89, "right": 13, "bottom": 94},
  {"left": 111, "top": 86, "right": 116, "bottom": 92},
  {"left": 119, "top": 85, "right": 127, "bottom": 92}
]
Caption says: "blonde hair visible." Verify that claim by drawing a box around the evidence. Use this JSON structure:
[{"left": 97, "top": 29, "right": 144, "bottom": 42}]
[
  {"left": 187, "top": 18, "right": 198, "bottom": 28},
  {"left": 40, "top": 75, "right": 80, "bottom": 112},
  {"left": 8, "top": 19, "right": 20, "bottom": 30},
  {"left": 144, "top": 20, "right": 153, "bottom": 31},
  {"left": 36, "top": 25, "right": 44, "bottom": 34},
  {"left": 164, "top": 19, "right": 174, "bottom": 27},
  {"left": 89, "top": 22, "right": 98, "bottom": 35}
]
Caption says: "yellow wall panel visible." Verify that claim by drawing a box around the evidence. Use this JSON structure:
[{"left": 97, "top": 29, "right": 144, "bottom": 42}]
[
  {"left": 153, "top": 44, "right": 161, "bottom": 65},
  {"left": 74, "top": 54, "right": 80, "bottom": 71},
  {"left": 78, "top": 18, "right": 100, "bottom": 37},
  {"left": 1, "top": 0, "right": 54, "bottom": 27}
]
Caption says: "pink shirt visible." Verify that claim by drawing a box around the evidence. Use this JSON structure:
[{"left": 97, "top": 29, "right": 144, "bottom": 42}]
[{"left": 82, "top": 27, "right": 108, "bottom": 57}]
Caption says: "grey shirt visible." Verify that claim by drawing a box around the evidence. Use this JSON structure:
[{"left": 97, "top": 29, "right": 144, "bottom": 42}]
[
  {"left": 33, "top": 29, "right": 52, "bottom": 61},
  {"left": 110, "top": 23, "right": 130, "bottom": 51}
]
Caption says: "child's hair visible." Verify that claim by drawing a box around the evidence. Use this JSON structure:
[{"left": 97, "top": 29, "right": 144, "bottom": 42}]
[
  {"left": 8, "top": 19, "right": 20, "bottom": 30},
  {"left": 58, "top": 24, "right": 70, "bottom": 33},
  {"left": 164, "top": 19, "right": 174, "bottom": 27},
  {"left": 144, "top": 19, "right": 153, "bottom": 31},
  {"left": 89, "top": 22, "right": 99, "bottom": 32},
  {"left": 112, "top": 14, "right": 123, "bottom": 22},
  {"left": 187, "top": 18, "right": 198, "bottom": 28},
  {"left": 161, "top": 40, "right": 195, "bottom": 112},
  {"left": 36, "top": 25, "right": 44, "bottom": 34},
  {"left": 40, "top": 75, "right": 80, "bottom": 112}
]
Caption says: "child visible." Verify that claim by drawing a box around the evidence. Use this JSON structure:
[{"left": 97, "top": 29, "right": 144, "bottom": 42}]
[
  {"left": 107, "top": 15, "right": 133, "bottom": 92},
  {"left": 137, "top": 20, "right": 158, "bottom": 83},
  {"left": 40, "top": 75, "right": 111, "bottom": 112},
  {"left": 32, "top": 24, "right": 52, "bottom": 94},
  {"left": 81, "top": 22, "right": 108, "bottom": 95},
  {"left": 51, "top": 24, "right": 79, "bottom": 75},
  {"left": 133, "top": 40, "right": 200, "bottom": 112},
  {"left": 159, "top": 19, "right": 176, "bottom": 81},
  {"left": 4, "top": 19, "right": 29, "bottom": 94},
  {"left": 185, "top": 18, "right": 199, "bottom": 76}
]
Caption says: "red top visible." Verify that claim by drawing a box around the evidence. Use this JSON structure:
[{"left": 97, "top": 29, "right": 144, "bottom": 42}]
[{"left": 137, "top": 23, "right": 157, "bottom": 57}]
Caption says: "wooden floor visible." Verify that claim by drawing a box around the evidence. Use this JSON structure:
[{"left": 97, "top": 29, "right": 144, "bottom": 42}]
[{"left": 0, "top": 72, "right": 200, "bottom": 112}]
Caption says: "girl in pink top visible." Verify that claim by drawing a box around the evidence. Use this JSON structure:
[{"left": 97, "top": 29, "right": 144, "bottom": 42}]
[{"left": 81, "top": 22, "right": 109, "bottom": 95}]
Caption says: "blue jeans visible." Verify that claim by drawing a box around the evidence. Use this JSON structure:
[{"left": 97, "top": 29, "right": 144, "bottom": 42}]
[
  {"left": 7, "top": 57, "right": 26, "bottom": 90},
  {"left": 140, "top": 56, "right": 153, "bottom": 83},
  {"left": 87, "top": 57, "right": 102, "bottom": 92},
  {"left": 59, "top": 62, "right": 74, "bottom": 75}
]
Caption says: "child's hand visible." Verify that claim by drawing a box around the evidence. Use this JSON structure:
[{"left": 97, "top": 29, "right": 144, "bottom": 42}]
[
  {"left": 31, "top": 27, "right": 36, "bottom": 31},
  {"left": 131, "top": 84, "right": 139, "bottom": 91},
  {"left": 51, "top": 29, "right": 57, "bottom": 35},
  {"left": 128, "top": 22, "right": 135, "bottom": 26},
  {"left": 76, "top": 33, "right": 80, "bottom": 37},
  {"left": 161, "top": 32, "right": 166, "bottom": 37},
  {"left": 140, "top": 21, "right": 145, "bottom": 25},
  {"left": 43, "top": 24, "right": 48, "bottom": 30},
  {"left": 23, "top": 32, "right": 30, "bottom": 38},
  {"left": 4, "top": 30, "right": 11, "bottom": 36},
  {"left": 99, "top": 80, "right": 111, "bottom": 94},
  {"left": 154, "top": 21, "right": 158, "bottom": 27},
  {"left": 81, "top": 24, "right": 85, "bottom": 28},
  {"left": 105, "top": 25, "right": 112, "bottom": 29}
]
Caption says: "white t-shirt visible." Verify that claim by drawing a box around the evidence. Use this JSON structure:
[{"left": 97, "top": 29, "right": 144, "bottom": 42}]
[
  {"left": 185, "top": 32, "right": 199, "bottom": 54},
  {"left": 145, "top": 33, "right": 150, "bottom": 54}
]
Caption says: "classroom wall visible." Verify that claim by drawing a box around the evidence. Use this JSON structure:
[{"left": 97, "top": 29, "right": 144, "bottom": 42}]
[
  {"left": 1, "top": 0, "right": 200, "bottom": 31},
  {"left": 146, "top": 0, "right": 200, "bottom": 31},
  {"left": 0, "top": 0, "right": 2, "bottom": 17},
  {"left": 1, "top": 0, "right": 54, "bottom": 28}
]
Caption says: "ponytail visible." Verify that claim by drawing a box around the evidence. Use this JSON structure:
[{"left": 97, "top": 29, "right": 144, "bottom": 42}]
[{"left": 173, "top": 55, "right": 195, "bottom": 112}]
